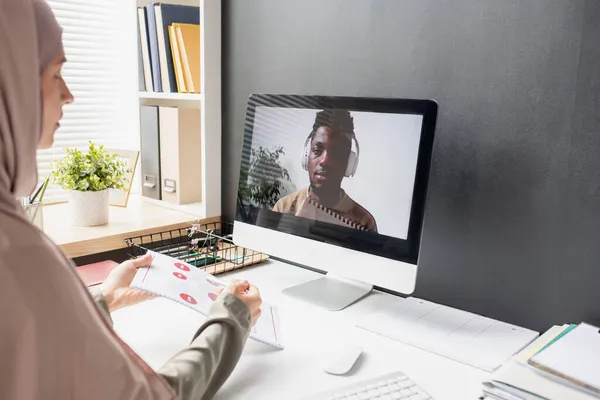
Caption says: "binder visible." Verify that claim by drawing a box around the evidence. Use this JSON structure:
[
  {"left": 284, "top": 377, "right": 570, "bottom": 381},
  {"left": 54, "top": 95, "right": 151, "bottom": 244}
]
[
  {"left": 158, "top": 107, "right": 202, "bottom": 205},
  {"left": 139, "top": 106, "right": 162, "bottom": 200},
  {"left": 154, "top": 4, "right": 200, "bottom": 93}
]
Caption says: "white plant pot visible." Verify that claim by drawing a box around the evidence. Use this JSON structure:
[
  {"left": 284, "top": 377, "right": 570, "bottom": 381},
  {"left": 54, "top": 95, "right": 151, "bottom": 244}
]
[{"left": 69, "top": 189, "right": 109, "bottom": 227}]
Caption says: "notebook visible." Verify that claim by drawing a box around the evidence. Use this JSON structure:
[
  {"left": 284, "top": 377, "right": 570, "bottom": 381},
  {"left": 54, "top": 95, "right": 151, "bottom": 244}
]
[
  {"left": 484, "top": 325, "right": 598, "bottom": 400},
  {"left": 528, "top": 322, "right": 600, "bottom": 397},
  {"left": 76, "top": 260, "right": 118, "bottom": 287},
  {"left": 130, "top": 251, "right": 284, "bottom": 349},
  {"left": 296, "top": 197, "right": 371, "bottom": 231}
]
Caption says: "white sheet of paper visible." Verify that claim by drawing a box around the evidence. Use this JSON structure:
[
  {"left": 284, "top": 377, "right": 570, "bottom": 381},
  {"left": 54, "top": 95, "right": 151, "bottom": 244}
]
[
  {"left": 130, "top": 250, "right": 284, "bottom": 349},
  {"left": 356, "top": 297, "right": 537, "bottom": 371}
]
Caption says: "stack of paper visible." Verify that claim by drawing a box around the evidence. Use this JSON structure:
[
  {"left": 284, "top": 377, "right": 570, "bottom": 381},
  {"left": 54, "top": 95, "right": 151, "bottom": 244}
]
[
  {"left": 130, "top": 250, "right": 284, "bottom": 349},
  {"left": 481, "top": 323, "right": 600, "bottom": 400}
]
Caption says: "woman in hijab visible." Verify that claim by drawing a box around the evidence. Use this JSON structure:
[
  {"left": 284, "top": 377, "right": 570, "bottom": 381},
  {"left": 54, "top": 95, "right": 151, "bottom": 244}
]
[{"left": 0, "top": 1, "right": 263, "bottom": 399}]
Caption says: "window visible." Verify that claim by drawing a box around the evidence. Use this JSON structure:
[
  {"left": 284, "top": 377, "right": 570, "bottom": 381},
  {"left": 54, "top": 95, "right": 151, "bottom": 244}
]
[{"left": 39, "top": 0, "right": 139, "bottom": 203}]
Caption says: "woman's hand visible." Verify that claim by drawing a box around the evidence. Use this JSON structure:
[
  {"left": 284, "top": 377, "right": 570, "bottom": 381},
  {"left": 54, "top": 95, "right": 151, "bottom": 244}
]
[
  {"left": 218, "top": 280, "right": 262, "bottom": 326},
  {"left": 99, "top": 253, "right": 155, "bottom": 312}
]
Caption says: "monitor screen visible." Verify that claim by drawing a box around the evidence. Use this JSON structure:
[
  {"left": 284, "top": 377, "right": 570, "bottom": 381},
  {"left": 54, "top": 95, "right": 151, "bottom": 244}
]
[{"left": 236, "top": 94, "right": 437, "bottom": 266}]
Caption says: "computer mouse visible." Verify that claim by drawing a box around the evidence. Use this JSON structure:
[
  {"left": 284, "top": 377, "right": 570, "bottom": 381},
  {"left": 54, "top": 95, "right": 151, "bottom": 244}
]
[{"left": 321, "top": 344, "right": 363, "bottom": 375}]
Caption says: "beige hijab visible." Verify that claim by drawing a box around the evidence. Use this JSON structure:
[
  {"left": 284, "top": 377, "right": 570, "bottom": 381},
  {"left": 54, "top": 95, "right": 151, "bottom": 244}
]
[{"left": 0, "top": 1, "right": 175, "bottom": 399}]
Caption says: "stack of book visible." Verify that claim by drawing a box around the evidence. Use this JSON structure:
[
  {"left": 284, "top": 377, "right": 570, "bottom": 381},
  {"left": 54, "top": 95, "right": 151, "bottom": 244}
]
[
  {"left": 137, "top": 3, "right": 201, "bottom": 93},
  {"left": 481, "top": 322, "right": 600, "bottom": 400}
]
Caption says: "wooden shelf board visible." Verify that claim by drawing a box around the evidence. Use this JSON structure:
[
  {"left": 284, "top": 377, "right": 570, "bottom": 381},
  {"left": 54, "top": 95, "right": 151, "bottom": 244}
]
[{"left": 43, "top": 194, "right": 217, "bottom": 259}]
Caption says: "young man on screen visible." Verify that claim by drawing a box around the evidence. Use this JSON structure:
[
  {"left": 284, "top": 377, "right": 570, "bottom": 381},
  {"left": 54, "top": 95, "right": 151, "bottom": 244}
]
[{"left": 272, "top": 109, "right": 378, "bottom": 232}]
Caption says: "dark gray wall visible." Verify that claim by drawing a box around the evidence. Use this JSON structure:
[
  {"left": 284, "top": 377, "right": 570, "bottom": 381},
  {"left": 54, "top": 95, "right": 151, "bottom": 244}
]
[{"left": 222, "top": 0, "right": 600, "bottom": 332}]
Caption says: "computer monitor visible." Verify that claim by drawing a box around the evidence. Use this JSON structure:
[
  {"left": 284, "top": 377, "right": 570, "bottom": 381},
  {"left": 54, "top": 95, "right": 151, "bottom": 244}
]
[{"left": 234, "top": 94, "right": 438, "bottom": 310}]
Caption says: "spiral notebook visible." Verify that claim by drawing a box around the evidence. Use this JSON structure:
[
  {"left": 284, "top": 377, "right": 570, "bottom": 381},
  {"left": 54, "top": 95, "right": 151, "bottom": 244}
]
[
  {"left": 296, "top": 197, "right": 370, "bottom": 231},
  {"left": 130, "top": 251, "right": 284, "bottom": 349}
]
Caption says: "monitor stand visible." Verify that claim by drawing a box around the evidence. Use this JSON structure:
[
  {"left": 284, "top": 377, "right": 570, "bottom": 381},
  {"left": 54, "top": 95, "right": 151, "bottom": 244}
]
[{"left": 281, "top": 273, "right": 373, "bottom": 311}]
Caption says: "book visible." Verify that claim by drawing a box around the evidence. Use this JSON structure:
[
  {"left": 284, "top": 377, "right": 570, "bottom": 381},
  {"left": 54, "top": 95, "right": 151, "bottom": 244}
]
[
  {"left": 137, "top": 7, "right": 153, "bottom": 91},
  {"left": 174, "top": 23, "right": 201, "bottom": 93},
  {"left": 130, "top": 250, "right": 284, "bottom": 349},
  {"left": 136, "top": 11, "right": 145, "bottom": 92},
  {"left": 154, "top": 4, "right": 200, "bottom": 93},
  {"left": 296, "top": 197, "right": 371, "bottom": 231},
  {"left": 168, "top": 24, "right": 187, "bottom": 93},
  {"left": 145, "top": 3, "right": 162, "bottom": 92},
  {"left": 528, "top": 323, "right": 600, "bottom": 397}
]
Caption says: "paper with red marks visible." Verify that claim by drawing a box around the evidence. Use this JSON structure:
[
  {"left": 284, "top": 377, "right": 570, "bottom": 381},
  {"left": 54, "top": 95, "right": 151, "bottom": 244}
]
[{"left": 130, "top": 250, "right": 283, "bottom": 349}]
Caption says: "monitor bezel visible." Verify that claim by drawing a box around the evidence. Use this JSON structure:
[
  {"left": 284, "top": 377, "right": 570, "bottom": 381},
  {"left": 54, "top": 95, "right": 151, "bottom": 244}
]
[{"left": 236, "top": 93, "right": 438, "bottom": 265}]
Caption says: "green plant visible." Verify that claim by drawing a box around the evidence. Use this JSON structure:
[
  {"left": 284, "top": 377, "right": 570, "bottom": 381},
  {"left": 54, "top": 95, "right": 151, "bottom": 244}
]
[
  {"left": 238, "top": 146, "right": 290, "bottom": 209},
  {"left": 51, "top": 141, "right": 131, "bottom": 192}
]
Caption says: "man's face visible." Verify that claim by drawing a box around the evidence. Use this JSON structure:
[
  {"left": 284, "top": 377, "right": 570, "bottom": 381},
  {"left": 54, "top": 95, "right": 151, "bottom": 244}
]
[
  {"left": 307, "top": 126, "right": 351, "bottom": 193},
  {"left": 39, "top": 47, "right": 74, "bottom": 149}
]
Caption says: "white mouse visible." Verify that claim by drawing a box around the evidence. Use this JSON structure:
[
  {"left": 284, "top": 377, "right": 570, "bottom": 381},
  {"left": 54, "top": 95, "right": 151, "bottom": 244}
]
[{"left": 321, "top": 344, "right": 362, "bottom": 375}]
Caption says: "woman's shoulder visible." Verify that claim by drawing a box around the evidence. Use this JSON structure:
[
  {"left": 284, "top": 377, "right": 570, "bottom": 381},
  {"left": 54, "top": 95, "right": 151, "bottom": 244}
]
[{"left": 0, "top": 211, "right": 65, "bottom": 264}]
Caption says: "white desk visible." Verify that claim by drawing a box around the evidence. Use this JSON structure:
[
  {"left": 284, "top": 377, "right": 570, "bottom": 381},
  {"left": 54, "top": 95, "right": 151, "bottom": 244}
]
[{"left": 112, "top": 260, "right": 489, "bottom": 400}]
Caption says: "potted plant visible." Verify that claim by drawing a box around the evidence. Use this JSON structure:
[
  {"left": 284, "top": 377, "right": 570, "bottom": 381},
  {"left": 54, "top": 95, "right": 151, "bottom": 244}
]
[
  {"left": 237, "top": 146, "right": 290, "bottom": 222},
  {"left": 51, "top": 141, "right": 131, "bottom": 226}
]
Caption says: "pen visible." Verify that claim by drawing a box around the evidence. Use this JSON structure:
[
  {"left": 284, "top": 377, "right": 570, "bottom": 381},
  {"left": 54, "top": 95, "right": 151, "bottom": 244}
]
[
  {"left": 29, "top": 178, "right": 47, "bottom": 204},
  {"left": 31, "top": 178, "right": 49, "bottom": 222}
]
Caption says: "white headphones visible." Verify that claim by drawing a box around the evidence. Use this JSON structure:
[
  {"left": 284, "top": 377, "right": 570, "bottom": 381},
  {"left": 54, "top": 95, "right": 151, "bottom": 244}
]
[{"left": 301, "top": 131, "right": 360, "bottom": 178}]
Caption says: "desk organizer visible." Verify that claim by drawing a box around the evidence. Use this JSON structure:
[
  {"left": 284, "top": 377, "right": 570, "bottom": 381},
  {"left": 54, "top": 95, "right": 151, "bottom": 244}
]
[
  {"left": 22, "top": 201, "right": 44, "bottom": 231},
  {"left": 124, "top": 221, "right": 269, "bottom": 275}
]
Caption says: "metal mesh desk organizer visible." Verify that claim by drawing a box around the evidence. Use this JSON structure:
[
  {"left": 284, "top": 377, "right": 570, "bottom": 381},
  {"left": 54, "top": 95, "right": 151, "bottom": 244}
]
[{"left": 125, "top": 221, "right": 269, "bottom": 275}]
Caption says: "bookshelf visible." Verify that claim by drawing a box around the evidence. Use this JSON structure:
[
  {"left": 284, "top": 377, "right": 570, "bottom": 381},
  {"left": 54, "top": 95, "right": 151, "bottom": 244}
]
[{"left": 135, "top": 0, "right": 221, "bottom": 219}]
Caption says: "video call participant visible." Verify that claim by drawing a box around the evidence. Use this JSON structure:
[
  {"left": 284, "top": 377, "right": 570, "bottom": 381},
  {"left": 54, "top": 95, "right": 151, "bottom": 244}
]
[{"left": 272, "top": 109, "right": 377, "bottom": 232}]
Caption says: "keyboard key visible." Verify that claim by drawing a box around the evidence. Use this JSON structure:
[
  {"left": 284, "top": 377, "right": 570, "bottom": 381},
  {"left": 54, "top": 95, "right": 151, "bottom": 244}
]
[
  {"left": 379, "top": 386, "right": 391, "bottom": 395},
  {"left": 303, "top": 371, "right": 433, "bottom": 400},
  {"left": 398, "top": 381, "right": 415, "bottom": 389}
]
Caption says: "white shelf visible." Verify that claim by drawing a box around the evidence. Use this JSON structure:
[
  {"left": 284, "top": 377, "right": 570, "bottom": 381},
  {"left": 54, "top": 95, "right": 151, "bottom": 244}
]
[
  {"left": 136, "top": 0, "right": 221, "bottom": 219},
  {"left": 139, "top": 92, "right": 203, "bottom": 109},
  {"left": 137, "top": 0, "right": 199, "bottom": 7},
  {"left": 141, "top": 196, "right": 205, "bottom": 218}
]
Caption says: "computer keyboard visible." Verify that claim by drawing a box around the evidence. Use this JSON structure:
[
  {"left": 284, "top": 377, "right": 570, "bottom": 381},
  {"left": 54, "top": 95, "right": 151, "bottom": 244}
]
[{"left": 303, "top": 371, "right": 434, "bottom": 400}]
